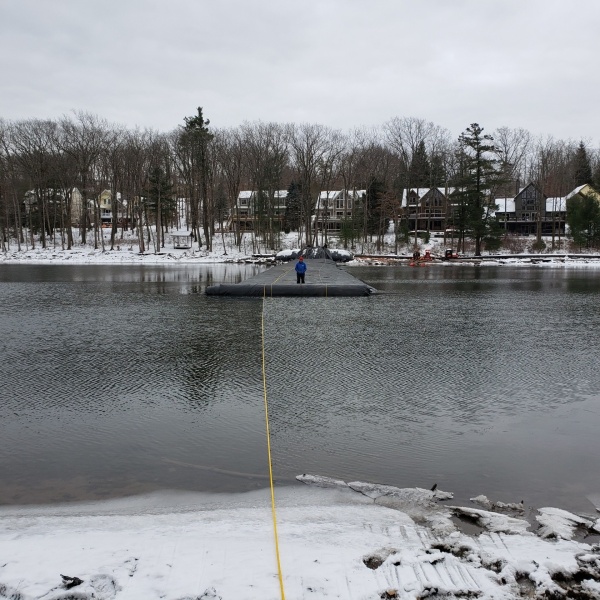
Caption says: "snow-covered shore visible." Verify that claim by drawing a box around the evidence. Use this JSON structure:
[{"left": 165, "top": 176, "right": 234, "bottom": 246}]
[
  {"left": 0, "top": 245, "right": 254, "bottom": 265},
  {"left": 2, "top": 225, "right": 600, "bottom": 267},
  {"left": 3, "top": 243, "right": 600, "bottom": 268},
  {"left": 1, "top": 478, "right": 599, "bottom": 600}
]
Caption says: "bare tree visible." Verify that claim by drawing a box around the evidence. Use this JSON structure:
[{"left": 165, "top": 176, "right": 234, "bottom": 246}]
[
  {"left": 531, "top": 137, "right": 574, "bottom": 250},
  {"left": 0, "top": 120, "right": 25, "bottom": 250},
  {"left": 493, "top": 127, "right": 532, "bottom": 195},
  {"left": 288, "top": 123, "right": 339, "bottom": 247},
  {"left": 384, "top": 116, "right": 437, "bottom": 248},
  {"left": 59, "top": 112, "right": 115, "bottom": 247},
  {"left": 312, "top": 128, "right": 346, "bottom": 247},
  {"left": 120, "top": 129, "right": 159, "bottom": 253},
  {"left": 10, "top": 119, "right": 61, "bottom": 249},
  {"left": 342, "top": 127, "right": 398, "bottom": 250},
  {"left": 211, "top": 127, "right": 245, "bottom": 251},
  {"left": 240, "top": 121, "right": 289, "bottom": 252}
]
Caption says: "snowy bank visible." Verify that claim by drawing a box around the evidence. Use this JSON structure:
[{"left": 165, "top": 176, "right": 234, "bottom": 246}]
[
  {"left": 1, "top": 479, "right": 599, "bottom": 600},
  {"left": 0, "top": 246, "right": 259, "bottom": 265},
  {"left": 3, "top": 229, "right": 600, "bottom": 267},
  {"left": 4, "top": 245, "right": 600, "bottom": 269}
]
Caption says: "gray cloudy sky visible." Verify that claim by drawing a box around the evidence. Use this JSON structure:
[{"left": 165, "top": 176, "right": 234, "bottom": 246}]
[{"left": 1, "top": 0, "right": 599, "bottom": 142}]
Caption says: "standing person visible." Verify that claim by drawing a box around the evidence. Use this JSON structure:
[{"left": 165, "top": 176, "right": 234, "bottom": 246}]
[{"left": 295, "top": 255, "right": 307, "bottom": 284}]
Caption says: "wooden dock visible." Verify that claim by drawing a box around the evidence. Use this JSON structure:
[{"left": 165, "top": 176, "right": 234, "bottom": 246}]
[{"left": 206, "top": 258, "right": 374, "bottom": 297}]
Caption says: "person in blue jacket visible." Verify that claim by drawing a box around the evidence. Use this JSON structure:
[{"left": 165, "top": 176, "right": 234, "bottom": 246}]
[{"left": 295, "top": 255, "right": 307, "bottom": 284}]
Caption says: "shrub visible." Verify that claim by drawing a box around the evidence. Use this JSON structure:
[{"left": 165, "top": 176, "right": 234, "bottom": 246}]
[{"left": 530, "top": 239, "right": 546, "bottom": 253}]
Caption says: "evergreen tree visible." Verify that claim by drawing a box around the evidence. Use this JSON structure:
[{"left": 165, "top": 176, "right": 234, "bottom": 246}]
[
  {"left": 567, "top": 192, "right": 600, "bottom": 249},
  {"left": 593, "top": 160, "right": 600, "bottom": 192},
  {"left": 409, "top": 140, "right": 431, "bottom": 187},
  {"left": 365, "top": 176, "right": 386, "bottom": 235},
  {"left": 181, "top": 107, "right": 213, "bottom": 250},
  {"left": 429, "top": 151, "right": 447, "bottom": 188},
  {"left": 146, "top": 167, "right": 174, "bottom": 216},
  {"left": 284, "top": 180, "right": 302, "bottom": 232},
  {"left": 572, "top": 141, "right": 592, "bottom": 187},
  {"left": 454, "top": 123, "right": 503, "bottom": 256}
]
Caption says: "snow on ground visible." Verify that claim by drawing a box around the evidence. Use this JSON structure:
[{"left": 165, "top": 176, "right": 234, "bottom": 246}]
[
  {"left": 2, "top": 229, "right": 600, "bottom": 267},
  {"left": 1, "top": 480, "right": 600, "bottom": 600}
]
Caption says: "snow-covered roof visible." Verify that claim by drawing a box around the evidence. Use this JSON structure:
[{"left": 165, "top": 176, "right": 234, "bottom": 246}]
[
  {"left": 319, "top": 190, "right": 341, "bottom": 199},
  {"left": 492, "top": 197, "right": 567, "bottom": 213},
  {"left": 546, "top": 197, "right": 566, "bottom": 211},
  {"left": 493, "top": 198, "right": 516, "bottom": 213},
  {"left": 350, "top": 189, "right": 366, "bottom": 198},
  {"left": 318, "top": 189, "right": 366, "bottom": 200},
  {"left": 400, "top": 187, "right": 456, "bottom": 208},
  {"left": 401, "top": 187, "right": 456, "bottom": 201},
  {"left": 238, "top": 190, "right": 288, "bottom": 200},
  {"left": 565, "top": 184, "right": 587, "bottom": 200},
  {"left": 25, "top": 188, "right": 79, "bottom": 198}
]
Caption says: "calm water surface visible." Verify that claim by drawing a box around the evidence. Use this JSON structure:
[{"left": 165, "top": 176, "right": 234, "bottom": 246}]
[{"left": 1, "top": 263, "right": 599, "bottom": 513}]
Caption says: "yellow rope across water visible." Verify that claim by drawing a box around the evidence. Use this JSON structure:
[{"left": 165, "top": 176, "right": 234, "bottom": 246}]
[{"left": 261, "top": 291, "right": 286, "bottom": 599}]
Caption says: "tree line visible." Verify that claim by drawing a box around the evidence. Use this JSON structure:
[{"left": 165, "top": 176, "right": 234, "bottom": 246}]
[{"left": 1, "top": 109, "right": 599, "bottom": 255}]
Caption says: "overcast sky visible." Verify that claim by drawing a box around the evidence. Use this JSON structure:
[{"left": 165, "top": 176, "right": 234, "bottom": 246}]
[{"left": 1, "top": 0, "right": 599, "bottom": 144}]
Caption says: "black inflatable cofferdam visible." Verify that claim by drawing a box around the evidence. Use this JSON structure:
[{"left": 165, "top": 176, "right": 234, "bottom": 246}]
[
  {"left": 206, "top": 283, "right": 371, "bottom": 297},
  {"left": 205, "top": 258, "right": 374, "bottom": 297}
]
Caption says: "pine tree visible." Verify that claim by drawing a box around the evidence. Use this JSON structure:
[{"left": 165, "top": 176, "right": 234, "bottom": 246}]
[
  {"left": 429, "top": 151, "right": 447, "bottom": 188},
  {"left": 572, "top": 141, "right": 592, "bottom": 187},
  {"left": 284, "top": 180, "right": 302, "bottom": 232},
  {"left": 567, "top": 192, "right": 600, "bottom": 249},
  {"left": 454, "top": 124, "right": 503, "bottom": 256},
  {"left": 181, "top": 107, "right": 213, "bottom": 250},
  {"left": 365, "top": 176, "right": 386, "bottom": 236},
  {"left": 409, "top": 140, "right": 431, "bottom": 187}
]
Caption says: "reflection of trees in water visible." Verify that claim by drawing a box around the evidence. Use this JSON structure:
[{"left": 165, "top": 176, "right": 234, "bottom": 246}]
[{"left": 173, "top": 298, "right": 263, "bottom": 411}]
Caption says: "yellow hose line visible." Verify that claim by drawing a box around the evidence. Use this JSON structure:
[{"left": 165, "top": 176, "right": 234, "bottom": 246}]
[
  {"left": 261, "top": 292, "right": 286, "bottom": 599},
  {"left": 273, "top": 264, "right": 293, "bottom": 284}
]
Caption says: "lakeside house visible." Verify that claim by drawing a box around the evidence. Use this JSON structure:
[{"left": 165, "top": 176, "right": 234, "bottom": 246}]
[
  {"left": 493, "top": 183, "right": 567, "bottom": 236},
  {"left": 401, "top": 183, "right": 581, "bottom": 237},
  {"left": 229, "top": 190, "right": 288, "bottom": 231},
  {"left": 96, "top": 189, "right": 128, "bottom": 228},
  {"left": 22, "top": 188, "right": 129, "bottom": 228},
  {"left": 312, "top": 189, "right": 366, "bottom": 233},
  {"left": 401, "top": 187, "right": 457, "bottom": 233},
  {"left": 222, "top": 183, "right": 594, "bottom": 236},
  {"left": 23, "top": 187, "right": 84, "bottom": 226}
]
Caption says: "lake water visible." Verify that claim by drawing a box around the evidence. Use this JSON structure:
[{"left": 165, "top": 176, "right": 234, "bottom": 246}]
[{"left": 1, "top": 263, "right": 600, "bottom": 513}]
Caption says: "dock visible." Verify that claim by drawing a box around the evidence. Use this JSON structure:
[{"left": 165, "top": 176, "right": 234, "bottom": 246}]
[{"left": 206, "top": 258, "right": 374, "bottom": 297}]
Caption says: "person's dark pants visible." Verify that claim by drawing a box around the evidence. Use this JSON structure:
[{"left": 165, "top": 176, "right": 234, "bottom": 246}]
[{"left": 297, "top": 273, "right": 305, "bottom": 284}]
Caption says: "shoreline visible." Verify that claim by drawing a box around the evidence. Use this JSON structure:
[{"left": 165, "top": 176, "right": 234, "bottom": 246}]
[
  {"left": 4, "top": 245, "right": 600, "bottom": 267},
  {"left": 1, "top": 481, "right": 599, "bottom": 599}
]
